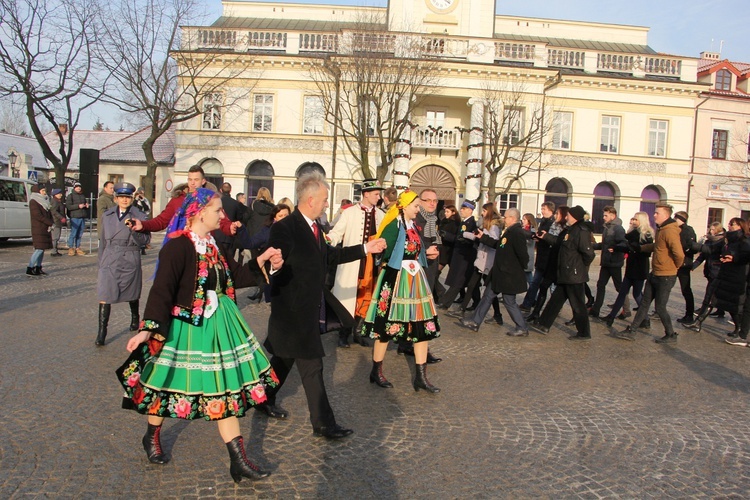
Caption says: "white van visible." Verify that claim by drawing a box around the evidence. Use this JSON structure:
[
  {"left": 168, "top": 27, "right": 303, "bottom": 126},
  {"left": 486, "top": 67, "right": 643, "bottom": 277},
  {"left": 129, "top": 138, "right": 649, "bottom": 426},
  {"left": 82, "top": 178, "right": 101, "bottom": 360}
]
[{"left": 0, "top": 176, "right": 34, "bottom": 241}]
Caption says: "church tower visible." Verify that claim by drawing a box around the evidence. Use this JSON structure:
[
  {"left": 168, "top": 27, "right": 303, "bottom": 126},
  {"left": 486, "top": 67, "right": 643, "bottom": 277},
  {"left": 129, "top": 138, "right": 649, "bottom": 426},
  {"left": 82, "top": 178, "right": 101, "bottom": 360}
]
[{"left": 386, "top": 0, "right": 495, "bottom": 38}]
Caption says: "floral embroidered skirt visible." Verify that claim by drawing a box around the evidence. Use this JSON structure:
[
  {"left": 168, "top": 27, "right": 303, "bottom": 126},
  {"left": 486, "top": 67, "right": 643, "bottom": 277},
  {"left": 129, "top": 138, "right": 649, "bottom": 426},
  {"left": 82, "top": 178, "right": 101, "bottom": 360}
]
[
  {"left": 116, "top": 294, "right": 278, "bottom": 420},
  {"left": 362, "top": 260, "right": 440, "bottom": 343}
]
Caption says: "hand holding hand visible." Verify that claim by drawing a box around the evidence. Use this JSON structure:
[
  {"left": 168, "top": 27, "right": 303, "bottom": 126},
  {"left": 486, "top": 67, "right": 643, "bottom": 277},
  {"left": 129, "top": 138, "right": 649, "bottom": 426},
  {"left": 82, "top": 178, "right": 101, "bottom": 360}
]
[
  {"left": 258, "top": 247, "right": 283, "bottom": 270},
  {"left": 426, "top": 245, "right": 439, "bottom": 259},
  {"left": 366, "top": 238, "right": 387, "bottom": 254},
  {"left": 127, "top": 330, "right": 150, "bottom": 352},
  {"left": 230, "top": 221, "right": 242, "bottom": 235},
  {"left": 720, "top": 254, "right": 734, "bottom": 263}
]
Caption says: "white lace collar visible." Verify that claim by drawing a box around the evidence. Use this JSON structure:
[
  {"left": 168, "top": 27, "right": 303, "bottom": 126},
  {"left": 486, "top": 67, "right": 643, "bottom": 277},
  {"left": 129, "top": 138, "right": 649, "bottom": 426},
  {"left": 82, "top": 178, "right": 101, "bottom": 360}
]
[{"left": 187, "top": 230, "right": 217, "bottom": 255}]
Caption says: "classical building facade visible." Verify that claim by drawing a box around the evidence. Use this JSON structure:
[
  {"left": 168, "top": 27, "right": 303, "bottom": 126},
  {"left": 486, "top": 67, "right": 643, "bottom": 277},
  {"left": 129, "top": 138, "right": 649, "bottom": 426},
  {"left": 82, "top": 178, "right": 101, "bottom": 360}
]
[
  {"left": 689, "top": 52, "right": 750, "bottom": 232},
  {"left": 174, "top": 0, "right": 705, "bottom": 230}
]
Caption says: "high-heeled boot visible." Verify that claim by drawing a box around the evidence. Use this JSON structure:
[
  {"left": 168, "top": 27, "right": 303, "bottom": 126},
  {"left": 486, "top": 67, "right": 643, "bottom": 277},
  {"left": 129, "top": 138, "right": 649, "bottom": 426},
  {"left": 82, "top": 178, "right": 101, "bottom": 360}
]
[
  {"left": 413, "top": 363, "right": 440, "bottom": 393},
  {"left": 369, "top": 360, "right": 393, "bottom": 388},
  {"left": 129, "top": 300, "right": 140, "bottom": 331},
  {"left": 95, "top": 303, "right": 111, "bottom": 346},
  {"left": 226, "top": 436, "right": 269, "bottom": 482},
  {"left": 683, "top": 307, "right": 711, "bottom": 332},
  {"left": 142, "top": 423, "right": 169, "bottom": 464}
]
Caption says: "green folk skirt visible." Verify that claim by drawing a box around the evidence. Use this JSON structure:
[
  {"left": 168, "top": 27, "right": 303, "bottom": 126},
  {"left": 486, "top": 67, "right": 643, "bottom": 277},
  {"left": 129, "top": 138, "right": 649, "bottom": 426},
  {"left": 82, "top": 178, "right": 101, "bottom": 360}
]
[{"left": 117, "top": 295, "right": 278, "bottom": 420}]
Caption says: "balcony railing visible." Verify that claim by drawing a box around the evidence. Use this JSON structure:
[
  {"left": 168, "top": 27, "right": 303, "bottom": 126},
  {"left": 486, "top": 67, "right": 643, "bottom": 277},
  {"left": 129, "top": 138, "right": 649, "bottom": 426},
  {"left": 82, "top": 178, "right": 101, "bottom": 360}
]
[
  {"left": 181, "top": 27, "right": 694, "bottom": 81},
  {"left": 412, "top": 127, "right": 462, "bottom": 150}
]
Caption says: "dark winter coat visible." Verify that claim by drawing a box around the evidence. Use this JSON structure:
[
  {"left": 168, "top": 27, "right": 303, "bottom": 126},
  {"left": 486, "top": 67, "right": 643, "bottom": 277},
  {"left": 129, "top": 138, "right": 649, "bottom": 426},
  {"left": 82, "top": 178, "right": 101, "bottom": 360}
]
[
  {"left": 65, "top": 191, "right": 88, "bottom": 219},
  {"left": 437, "top": 217, "right": 460, "bottom": 266},
  {"left": 678, "top": 223, "right": 697, "bottom": 269},
  {"left": 541, "top": 222, "right": 566, "bottom": 283},
  {"left": 444, "top": 216, "right": 478, "bottom": 287},
  {"left": 713, "top": 230, "right": 750, "bottom": 314},
  {"left": 593, "top": 217, "right": 626, "bottom": 268},
  {"left": 555, "top": 220, "right": 595, "bottom": 285},
  {"left": 50, "top": 197, "right": 66, "bottom": 228},
  {"left": 613, "top": 229, "right": 653, "bottom": 281},
  {"left": 480, "top": 222, "right": 529, "bottom": 295},
  {"left": 265, "top": 209, "right": 365, "bottom": 360},
  {"left": 692, "top": 231, "right": 725, "bottom": 280},
  {"left": 29, "top": 198, "right": 53, "bottom": 250},
  {"left": 249, "top": 199, "right": 275, "bottom": 236},
  {"left": 533, "top": 215, "right": 555, "bottom": 271}
]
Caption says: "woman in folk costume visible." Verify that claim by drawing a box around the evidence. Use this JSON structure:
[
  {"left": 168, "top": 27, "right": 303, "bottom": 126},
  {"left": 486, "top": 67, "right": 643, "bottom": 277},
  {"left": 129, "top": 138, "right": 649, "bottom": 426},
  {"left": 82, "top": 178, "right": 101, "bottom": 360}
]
[
  {"left": 362, "top": 190, "right": 441, "bottom": 393},
  {"left": 116, "top": 188, "right": 283, "bottom": 483}
]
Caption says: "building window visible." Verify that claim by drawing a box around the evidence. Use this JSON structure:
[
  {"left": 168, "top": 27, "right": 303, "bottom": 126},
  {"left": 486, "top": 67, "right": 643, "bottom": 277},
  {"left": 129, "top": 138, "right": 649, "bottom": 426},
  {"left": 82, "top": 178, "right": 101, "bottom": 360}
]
[
  {"left": 303, "top": 96, "right": 324, "bottom": 135},
  {"left": 108, "top": 174, "right": 124, "bottom": 184},
  {"left": 600, "top": 115, "right": 620, "bottom": 153},
  {"left": 715, "top": 69, "right": 732, "bottom": 91},
  {"left": 707, "top": 207, "right": 724, "bottom": 226},
  {"left": 648, "top": 119, "right": 668, "bottom": 157},
  {"left": 552, "top": 112, "right": 572, "bottom": 150},
  {"left": 711, "top": 129, "right": 728, "bottom": 159},
  {"left": 253, "top": 94, "right": 274, "bottom": 132},
  {"left": 503, "top": 107, "right": 524, "bottom": 145},
  {"left": 495, "top": 193, "right": 519, "bottom": 211},
  {"left": 202, "top": 93, "right": 222, "bottom": 130}
]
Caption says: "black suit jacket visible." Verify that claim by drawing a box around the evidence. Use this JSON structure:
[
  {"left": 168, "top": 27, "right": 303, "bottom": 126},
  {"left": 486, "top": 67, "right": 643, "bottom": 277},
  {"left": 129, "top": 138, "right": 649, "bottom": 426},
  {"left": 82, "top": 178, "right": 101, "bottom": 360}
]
[{"left": 265, "top": 209, "right": 366, "bottom": 359}]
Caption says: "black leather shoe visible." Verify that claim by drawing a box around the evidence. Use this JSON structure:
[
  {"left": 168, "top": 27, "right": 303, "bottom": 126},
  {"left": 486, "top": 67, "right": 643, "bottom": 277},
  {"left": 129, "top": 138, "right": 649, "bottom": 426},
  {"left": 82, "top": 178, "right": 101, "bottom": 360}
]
[
  {"left": 564, "top": 318, "right": 576, "bottom": 326},
  {"left": 529, "top": 323, "right": 549, "bottom": 335},
  {"left": 255, "top": 403, "right": 289, "bottom": 420},
  {"left": 426, "top": 351, "right": 442, "bottom": 364},
  {"left": 605, "top": 316, "right": 615, "bottom": 328},
  {"left": 446, "top": 309, "right": 465, "bottom": 319},
  {"left": 313, "top": 424, "right": 353, "bottom": 440},
  {"left": 568, "top": 335, "right": 591, "bottom": 341},
  {"left": 458, "top": 318, "right": 480, "bottom": 332},
  {"left": 507, "top": 328, "right": 529, "bottom": 337},
  {"left": 615, "top": 326, "right": 636, "bottom": 341},
  {"left": 337, "top": 337, "right": 351, "bottom": 348},
  {"left": 655, "top": 334, "right": 677, "bottom": 344},
  {"left": 676, "top": 314, "right": 694, "bottom": 324}
]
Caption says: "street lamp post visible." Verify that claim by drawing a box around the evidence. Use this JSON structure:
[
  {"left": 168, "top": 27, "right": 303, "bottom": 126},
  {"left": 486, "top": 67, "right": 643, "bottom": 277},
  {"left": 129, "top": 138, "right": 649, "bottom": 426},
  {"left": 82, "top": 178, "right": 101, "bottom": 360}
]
[{"left": 8, "top": 151, "right": 18, "bottom": 178}]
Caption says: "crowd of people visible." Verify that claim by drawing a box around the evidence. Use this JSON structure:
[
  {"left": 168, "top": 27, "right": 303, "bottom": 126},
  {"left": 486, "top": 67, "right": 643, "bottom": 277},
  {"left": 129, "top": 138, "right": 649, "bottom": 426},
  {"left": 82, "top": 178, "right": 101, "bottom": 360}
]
[{"left": 25, "top": 168, "right": 749, "bottom": 484}]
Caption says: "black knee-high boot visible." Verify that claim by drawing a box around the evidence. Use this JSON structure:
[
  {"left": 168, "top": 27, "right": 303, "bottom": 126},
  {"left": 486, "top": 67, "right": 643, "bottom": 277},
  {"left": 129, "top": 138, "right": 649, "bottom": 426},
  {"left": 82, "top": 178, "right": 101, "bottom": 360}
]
[
  {"left": 129, "top": 300, "right": 140, "bottom": 331},
  {"left": 684, "top": 306, "right": 712, "bottom": 332},
  {"left": 95, "top": 303, "right": 111, "bottom": 346},
  {"left": 142, "top": 423, "right": 169, "bottom": 464},
  {"left": 728, "top": 312, "right": 741, "bottom": 338},
  {"left": 226, "top": 436, "right": 269, "bottom": 482}
]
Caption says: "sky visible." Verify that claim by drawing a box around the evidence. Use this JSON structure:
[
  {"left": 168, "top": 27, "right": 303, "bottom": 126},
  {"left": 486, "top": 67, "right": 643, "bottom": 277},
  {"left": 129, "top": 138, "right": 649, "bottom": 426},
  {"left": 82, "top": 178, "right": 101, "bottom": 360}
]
[{"left": 81, "top": 0, "right": 750, "bottom": 129}]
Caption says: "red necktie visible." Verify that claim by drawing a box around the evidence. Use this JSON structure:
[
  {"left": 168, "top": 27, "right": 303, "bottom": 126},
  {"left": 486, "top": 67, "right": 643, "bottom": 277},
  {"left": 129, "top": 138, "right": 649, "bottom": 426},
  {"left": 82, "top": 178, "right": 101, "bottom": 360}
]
[{"left": 312, "top": 222, "right": 320, "bottom": 242}]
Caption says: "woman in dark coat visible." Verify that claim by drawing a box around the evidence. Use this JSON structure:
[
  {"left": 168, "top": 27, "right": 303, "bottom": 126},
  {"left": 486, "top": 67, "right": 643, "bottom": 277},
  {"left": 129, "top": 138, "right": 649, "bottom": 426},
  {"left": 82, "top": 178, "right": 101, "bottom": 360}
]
[
  {"left": 437, "top": 201, "right": 478, "bottom": 309},
  {"left": 525, "top": 206, "right": 568, "bottom": 322},
  {"left": 248, "top": 187, "right": 275, "bottom": 237},
  {"left": 602, "top": 212, "right": 654, "bottom": 327},
  {"left": 685, "top": 218, "right": 750, "bottom": 335},
  {"left": 438, "top": 205, "right": 460, "bottom": 268},
  {"left": 27, "top": 184, "right": 53, "bottom": 277},
  {"left": 691, "top": 222, "right": 725, "bottom": 316}
]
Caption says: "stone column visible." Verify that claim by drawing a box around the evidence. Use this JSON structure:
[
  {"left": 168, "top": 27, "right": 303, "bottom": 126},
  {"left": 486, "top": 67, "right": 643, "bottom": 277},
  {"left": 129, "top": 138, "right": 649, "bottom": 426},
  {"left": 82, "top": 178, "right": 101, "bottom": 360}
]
[{"left": 464, "top": 98, "right": 484, "bottom": 205}]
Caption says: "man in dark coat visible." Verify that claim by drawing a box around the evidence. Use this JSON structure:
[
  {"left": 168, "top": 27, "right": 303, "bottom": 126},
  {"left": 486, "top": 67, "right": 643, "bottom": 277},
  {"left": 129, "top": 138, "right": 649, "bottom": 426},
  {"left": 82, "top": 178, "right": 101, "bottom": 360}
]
[
  {"left": 520, "top": 201, "right": 555, "bottom": 311},
  {"left": 590, "top": 206, "right": 628, "bottom": 319},
  {"left": 259, "top": 171, "right": 386, "bottom": 440},
  {"left": 214, "top": 182, "right": 242, "bottom": 256},
  {"left": 674, "top": 211, "right": 697, "bottom": 323},
  {"left": 459, "top": 208, "right": 529, "bottom": 335},
  {"left": 530, "top": 205, "right": 596, "bottom": 340},
  {"left": 65, "top": 182, "right": 89, "bottom": 255}
]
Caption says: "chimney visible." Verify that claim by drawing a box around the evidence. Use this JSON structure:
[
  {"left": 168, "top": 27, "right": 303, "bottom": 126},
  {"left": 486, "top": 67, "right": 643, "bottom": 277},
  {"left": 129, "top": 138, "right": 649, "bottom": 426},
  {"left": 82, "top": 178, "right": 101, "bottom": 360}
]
[{"left": 700, "top": 51, "right": 721, "bottom": 60}]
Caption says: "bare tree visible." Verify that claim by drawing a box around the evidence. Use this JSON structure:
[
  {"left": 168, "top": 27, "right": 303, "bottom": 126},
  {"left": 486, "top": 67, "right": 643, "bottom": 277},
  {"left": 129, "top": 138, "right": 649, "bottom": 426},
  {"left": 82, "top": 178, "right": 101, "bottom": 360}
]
[
  {"left": 0, "top": 95, "right": 31, "bottom": 135},
  {"left": 0, "top": 0, "right": 103, "bottom": 187},
  {"left": 479, "top": 79, "right": 552, "bottom": 201},
  {"left": 308, "top": 13, "right": 442, "bottom": 183},
  {"left": 95, "top": 0, "right": 258, "bottom": 200}
]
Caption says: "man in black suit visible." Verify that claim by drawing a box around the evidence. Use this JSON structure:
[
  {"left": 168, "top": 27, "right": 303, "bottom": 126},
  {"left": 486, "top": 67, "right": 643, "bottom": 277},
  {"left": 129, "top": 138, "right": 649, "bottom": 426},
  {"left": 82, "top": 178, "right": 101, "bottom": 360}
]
[{"left": 258, "top": 171, "right": 386, "bottom": 439}]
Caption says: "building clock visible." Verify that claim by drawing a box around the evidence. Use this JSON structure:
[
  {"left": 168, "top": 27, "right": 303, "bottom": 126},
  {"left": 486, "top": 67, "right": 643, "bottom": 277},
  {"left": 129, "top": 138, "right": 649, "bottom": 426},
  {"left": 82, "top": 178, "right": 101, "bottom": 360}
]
[{"left": 427, "top": 0, "right": 457, "bottom": 14}]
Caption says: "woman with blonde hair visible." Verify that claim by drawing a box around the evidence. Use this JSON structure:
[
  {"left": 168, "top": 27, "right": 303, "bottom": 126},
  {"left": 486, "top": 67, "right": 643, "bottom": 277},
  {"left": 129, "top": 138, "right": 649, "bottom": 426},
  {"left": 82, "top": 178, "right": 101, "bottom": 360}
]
[
  {"left": 601, "top": 212, "right": 654, "bottom": 328},
  {"left": 249, "top": 188, "right": 276, "bottom": 236}
]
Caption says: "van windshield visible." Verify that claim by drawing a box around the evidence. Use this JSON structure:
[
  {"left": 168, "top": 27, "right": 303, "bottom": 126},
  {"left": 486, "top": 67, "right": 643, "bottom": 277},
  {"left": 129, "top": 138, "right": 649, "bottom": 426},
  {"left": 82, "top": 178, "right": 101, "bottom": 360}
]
[{"left": 0, "top": 179, "right": 28, "bottom": 202}]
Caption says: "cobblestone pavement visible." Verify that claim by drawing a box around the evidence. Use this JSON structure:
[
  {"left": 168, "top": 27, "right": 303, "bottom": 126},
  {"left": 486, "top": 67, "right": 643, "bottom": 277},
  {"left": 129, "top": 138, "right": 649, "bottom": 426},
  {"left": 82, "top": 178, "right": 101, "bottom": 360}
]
[{"left": 1, "top": 236, "right": 749, "bottom": 499}]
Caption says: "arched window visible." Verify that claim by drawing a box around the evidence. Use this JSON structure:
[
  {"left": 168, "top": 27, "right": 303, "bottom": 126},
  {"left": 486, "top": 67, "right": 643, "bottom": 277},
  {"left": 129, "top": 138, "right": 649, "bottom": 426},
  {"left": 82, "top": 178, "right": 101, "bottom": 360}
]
[
  {"left": 591, "top": 182, "right": 616, "bottom": 233},
  {"left": 199, "top": 158, "right": 224, "bottom": 191},
  {"left": 296, "top": 162, "right": 326, "bottom": 177},
  {"left": 640, "top": 185, "right": 664, "bottom": 227},
  {"left": 544, "top": 177, "right": 570, "bottom": 211},
  {"left": 245, "top": 160, "right": 274, "bottom": 204}
]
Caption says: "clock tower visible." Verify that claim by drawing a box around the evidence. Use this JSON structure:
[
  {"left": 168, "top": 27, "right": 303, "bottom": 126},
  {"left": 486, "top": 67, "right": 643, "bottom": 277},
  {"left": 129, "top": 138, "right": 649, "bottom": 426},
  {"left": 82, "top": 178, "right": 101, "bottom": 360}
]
[{"left": 387, "top": 0, "right": 496, "bottom": 38}]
